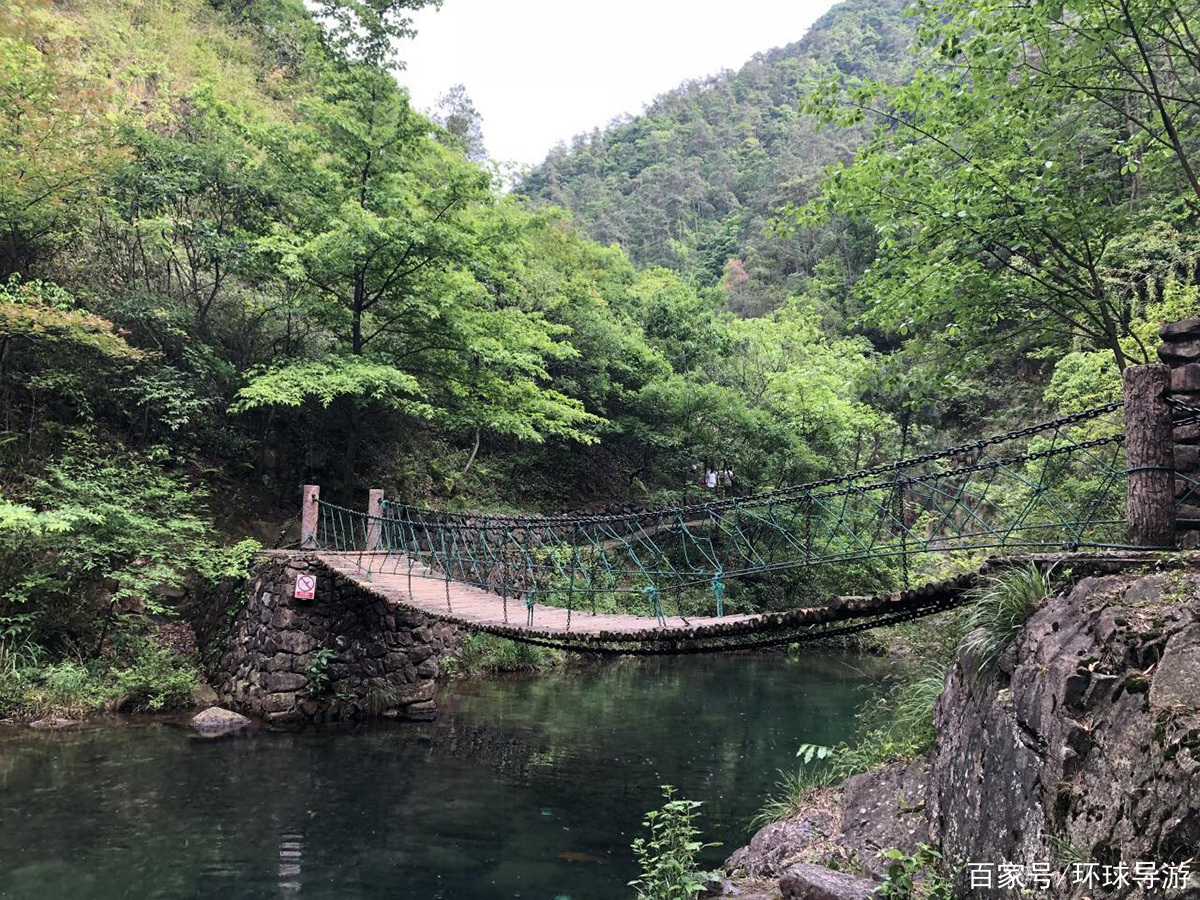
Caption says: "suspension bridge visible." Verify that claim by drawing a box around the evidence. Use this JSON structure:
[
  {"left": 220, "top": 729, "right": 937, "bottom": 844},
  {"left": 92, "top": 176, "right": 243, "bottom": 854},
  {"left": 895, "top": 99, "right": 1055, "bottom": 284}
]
[{"left": 298, "top": 367, "right": 1197, "bottom": 654}]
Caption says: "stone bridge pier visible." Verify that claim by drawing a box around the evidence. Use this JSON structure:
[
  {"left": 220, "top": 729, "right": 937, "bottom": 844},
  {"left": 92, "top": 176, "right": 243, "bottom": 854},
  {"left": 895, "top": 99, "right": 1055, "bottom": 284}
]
[{"left": 215, "top": 552, "right": 464, "bottom": 723}]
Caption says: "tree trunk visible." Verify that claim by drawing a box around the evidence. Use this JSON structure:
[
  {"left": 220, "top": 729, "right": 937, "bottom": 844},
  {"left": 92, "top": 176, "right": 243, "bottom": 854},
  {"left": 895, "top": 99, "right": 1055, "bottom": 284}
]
[
  {"left": 341, "top": 397, "right": 360, "bottom": 502},
  {"left": 461, "top": 428, "right": 481, "bottom": 475}
]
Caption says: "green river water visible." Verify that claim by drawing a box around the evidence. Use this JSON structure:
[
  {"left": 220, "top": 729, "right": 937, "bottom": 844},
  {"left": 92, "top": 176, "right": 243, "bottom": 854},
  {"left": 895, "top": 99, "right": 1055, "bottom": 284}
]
[{"left": 0, "top": 652, "right": 889, "bottom": 900}]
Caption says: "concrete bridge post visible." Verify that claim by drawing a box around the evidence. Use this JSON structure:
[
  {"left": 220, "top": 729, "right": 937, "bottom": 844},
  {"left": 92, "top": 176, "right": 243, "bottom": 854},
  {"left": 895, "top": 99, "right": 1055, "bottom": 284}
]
[
  {"left": 367, "top": 488, "right": 384, "bottom": 550},
  {"left": 1122, "top": 365, "right": 1175, "bottom": 549},
  {"left": 300, "top": 484, "right": 320, "bottom": 550}
]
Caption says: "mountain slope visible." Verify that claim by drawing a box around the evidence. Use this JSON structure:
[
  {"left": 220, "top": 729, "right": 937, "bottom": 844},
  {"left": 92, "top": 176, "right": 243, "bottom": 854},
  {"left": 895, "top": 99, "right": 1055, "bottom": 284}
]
[{"left": 519, "top": 0, "right": 914, "bottom": 316}]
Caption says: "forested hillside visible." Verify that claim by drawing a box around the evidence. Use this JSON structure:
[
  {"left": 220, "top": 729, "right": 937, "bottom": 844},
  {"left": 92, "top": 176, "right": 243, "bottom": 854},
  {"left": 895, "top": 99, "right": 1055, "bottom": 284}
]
[
  {"left": 520, "top": 0, "right": 916, "bottom": 317},
  {"left": 2, "top": 0, "right": 1198, "bottom": 716},
  {"left": 525, "top": 0, "right": 1200, "bottom": 429},
  {"left": 0, "top": 0, "right": 896, "bottom": 713}
]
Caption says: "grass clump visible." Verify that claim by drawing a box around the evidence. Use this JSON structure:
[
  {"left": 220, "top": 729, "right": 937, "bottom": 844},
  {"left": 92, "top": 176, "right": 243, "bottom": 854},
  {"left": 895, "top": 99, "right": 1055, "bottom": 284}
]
[
  {"left": 752, "top": 762, "right": 841, "bottom": 827},
  {"left": 0, "top": 633, "right": 199, "bottom": 719},
  {"left": 960, "top": 564, "right": 1052, "bottom": 677}
]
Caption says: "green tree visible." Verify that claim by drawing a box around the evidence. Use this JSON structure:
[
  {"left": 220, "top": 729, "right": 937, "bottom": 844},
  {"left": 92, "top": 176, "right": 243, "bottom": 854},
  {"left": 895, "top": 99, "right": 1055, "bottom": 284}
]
[{"left": 0, "top": 3, "right": 116, "bottom": 277}]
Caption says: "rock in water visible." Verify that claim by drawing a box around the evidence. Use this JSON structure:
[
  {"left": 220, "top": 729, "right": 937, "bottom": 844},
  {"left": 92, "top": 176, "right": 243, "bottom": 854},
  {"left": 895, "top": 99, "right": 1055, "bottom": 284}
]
[
  {"left": 29, "top": 717, "right": 78, "bottom": 731},
  {"left": 780, "top": 864, "right": 875, "bottom": 900},
  {"left": 190, "top": 706, "right": 250, "bottom": 736}
]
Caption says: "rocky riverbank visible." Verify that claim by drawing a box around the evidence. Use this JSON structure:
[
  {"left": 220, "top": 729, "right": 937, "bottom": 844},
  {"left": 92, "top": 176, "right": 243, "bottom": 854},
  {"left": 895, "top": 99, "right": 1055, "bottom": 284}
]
[{"left": 723, "top": 565, "right": 1200, "bottom": 899}]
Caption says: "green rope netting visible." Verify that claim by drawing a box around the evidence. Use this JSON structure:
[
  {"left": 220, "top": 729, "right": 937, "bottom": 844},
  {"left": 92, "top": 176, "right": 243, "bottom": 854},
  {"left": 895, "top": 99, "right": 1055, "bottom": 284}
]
[{"left": 308, "top": 402, "right": 1157, "bottom": 627}]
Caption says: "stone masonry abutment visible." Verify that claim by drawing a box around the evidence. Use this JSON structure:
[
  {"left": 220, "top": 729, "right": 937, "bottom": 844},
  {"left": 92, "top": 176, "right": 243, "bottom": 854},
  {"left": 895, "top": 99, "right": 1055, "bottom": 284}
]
[{"left": 214, "top": 552, "right": 463, "bottom": 723}]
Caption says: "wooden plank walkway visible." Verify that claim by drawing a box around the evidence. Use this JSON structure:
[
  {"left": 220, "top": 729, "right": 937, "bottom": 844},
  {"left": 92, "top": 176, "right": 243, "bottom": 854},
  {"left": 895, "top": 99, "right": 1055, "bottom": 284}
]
[
  {"left": 314, "top": 549, "right": 1174, "bottom": 648},
  {"left": 316, "top": 552, "right": 771, "bottom": 639}
]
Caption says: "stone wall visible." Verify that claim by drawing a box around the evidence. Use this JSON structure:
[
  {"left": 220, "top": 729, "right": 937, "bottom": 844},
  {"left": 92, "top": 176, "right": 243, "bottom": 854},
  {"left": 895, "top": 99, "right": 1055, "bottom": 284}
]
[
  {"left": 1158, "top": 318, "right": 1200, "bottom": 547},
  {"left": 214, "top": 552, "right": 464, "bottom": 723}
]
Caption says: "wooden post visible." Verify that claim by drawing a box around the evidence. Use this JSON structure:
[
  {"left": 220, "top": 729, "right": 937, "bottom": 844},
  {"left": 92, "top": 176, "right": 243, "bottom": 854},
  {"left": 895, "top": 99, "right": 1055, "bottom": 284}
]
[
  {"left": 367, "top": 488, "right": 384, "bottom": 551},
  {"left": 300, "top": 484, "right": 320, "bottom": 550},
  {"left": 1122, "top": 365, "right": 1175, "bottom": 548}
]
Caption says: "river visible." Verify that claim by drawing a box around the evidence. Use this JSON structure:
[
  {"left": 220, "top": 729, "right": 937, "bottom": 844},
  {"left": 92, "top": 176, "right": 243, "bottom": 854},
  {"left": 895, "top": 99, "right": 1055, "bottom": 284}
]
[{"left": 0, "top": 652, "right": 889, "bottom": 899}]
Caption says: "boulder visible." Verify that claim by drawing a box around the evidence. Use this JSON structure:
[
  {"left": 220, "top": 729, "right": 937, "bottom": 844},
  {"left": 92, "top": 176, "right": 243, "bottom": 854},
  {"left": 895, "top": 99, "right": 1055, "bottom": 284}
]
[
  {"left": 839, "top": 759, "right": 929, "bottom": 879},
  {"left": 190, "top": 706, "right": 250, "bottom": 736},
  {"left": 779, "top": 865, "right": 875, "bottom": 900},
  {"left": 190, "top": 682, "right": 219, "bottom": 707},
  {"left": 1149, "top": 624, "right": 1200, "bottom": 710},
  {"left": 402, "top": 700, "right": 437, "bottom": 721},
  {"left": 725, "top": 811, "right": 837, "bottom": 878},
  {"left": 709, "top": 877, "right": 782, "bottom": 899}
]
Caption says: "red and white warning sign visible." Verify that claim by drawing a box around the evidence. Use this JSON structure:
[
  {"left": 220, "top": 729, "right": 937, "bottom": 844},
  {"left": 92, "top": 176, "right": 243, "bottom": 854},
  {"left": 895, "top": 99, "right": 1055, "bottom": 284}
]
[{"left": 294, "top": 573, "right": 316, "bottom": 600}]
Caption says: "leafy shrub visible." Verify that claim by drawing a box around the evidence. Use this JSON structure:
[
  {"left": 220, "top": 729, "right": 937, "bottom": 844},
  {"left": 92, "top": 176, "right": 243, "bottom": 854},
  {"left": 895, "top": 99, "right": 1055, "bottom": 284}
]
[
  {"left": 108, "top": 639, "right": 199, "bottom": 711},
  {"left": 630, "top": 785, "right": 720, "bottom": 900},
  {"left": 303, "top": 648, "right": 337, "bottom": 696},
  {"left": 0, "top": 446, "right": 219, "bottom": 654},
  {"left": 874, "top": 844, "right": 954, "bottom": 900}
]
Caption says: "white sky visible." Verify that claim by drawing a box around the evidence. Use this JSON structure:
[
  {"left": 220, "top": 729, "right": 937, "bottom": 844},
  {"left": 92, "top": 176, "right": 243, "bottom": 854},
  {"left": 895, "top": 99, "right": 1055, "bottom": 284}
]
[{"left": 397, "top": 0, "right": 838, "bottom": 169}]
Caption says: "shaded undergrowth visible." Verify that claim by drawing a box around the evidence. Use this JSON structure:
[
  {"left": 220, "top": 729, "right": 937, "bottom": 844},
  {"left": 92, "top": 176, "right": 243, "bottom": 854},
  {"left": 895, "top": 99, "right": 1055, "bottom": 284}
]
[{"left": 756, "top": 563, "right": 1054, "bottom": 826}]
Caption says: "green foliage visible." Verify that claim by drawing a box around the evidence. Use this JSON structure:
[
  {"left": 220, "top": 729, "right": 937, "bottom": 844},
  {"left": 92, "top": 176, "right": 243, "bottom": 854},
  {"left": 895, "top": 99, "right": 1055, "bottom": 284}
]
[
  {"left": 29, "top": 661, "right": 107, "bottom": 717},
  {"left": 796, "top": 742, "right": 835, "bottom": 765},
  {"left": 451, "top": 633, "right": 562, "bottom": 676},
  {"left": 1, "top": 636, "right": 199, "bottom": 717},
  {"left": 630, "top": 785, "right": 720, "bottom": 900},
  {"left": 303, "top": 648, "right": 337, "bottom": 696},
  {"left": 108, "top": 637, "right": 200, "bottom": 711},
  {"left": 960, "top": 565, "right": 1053, "bottom": 677},
  {"left": 0, "top": 446, "right": 216, "bottom": 635},
  {"left": 874, "top": 844, "right": 954, "bottom": 900},
  {"left": 0, "top": 613, "right": 42, "bottom": 674},
  {"left": 233, "top": 359, "right": 427, "bottom": 412}
]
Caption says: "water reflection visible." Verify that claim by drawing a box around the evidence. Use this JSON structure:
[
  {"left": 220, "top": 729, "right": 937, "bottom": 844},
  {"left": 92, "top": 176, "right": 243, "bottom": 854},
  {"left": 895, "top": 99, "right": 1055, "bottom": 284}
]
[
  {"left": 0, "top": 653, "right": 889, "bottom": 900},
  {"left": 278, "top": 831, "right": 303, "bottom": 891}
]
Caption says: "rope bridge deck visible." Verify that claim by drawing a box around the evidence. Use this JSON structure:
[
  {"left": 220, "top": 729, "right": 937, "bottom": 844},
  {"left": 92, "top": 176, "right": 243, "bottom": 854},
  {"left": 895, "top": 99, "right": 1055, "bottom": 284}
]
[
  {"left": 303, "top": 397, "right": 1200, "bottom": 651},
  {"left": 313, "top": 550, "right": 974, "bottom": 652},
  {"left": 311, "top": 551, "right": 1173, "bottom": 653}
]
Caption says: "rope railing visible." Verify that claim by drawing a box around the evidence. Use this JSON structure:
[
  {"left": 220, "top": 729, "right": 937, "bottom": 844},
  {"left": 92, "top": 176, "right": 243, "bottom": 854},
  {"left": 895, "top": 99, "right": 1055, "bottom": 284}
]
[{"left": 311, "top": 402, "right": 1143, "bottom": 627}]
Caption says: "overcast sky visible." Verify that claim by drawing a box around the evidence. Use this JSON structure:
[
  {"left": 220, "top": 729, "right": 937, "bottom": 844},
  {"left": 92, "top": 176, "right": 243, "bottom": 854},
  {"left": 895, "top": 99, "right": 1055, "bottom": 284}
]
[{"left": 397, "top": 0, "right": 838, "bottom": 169}]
